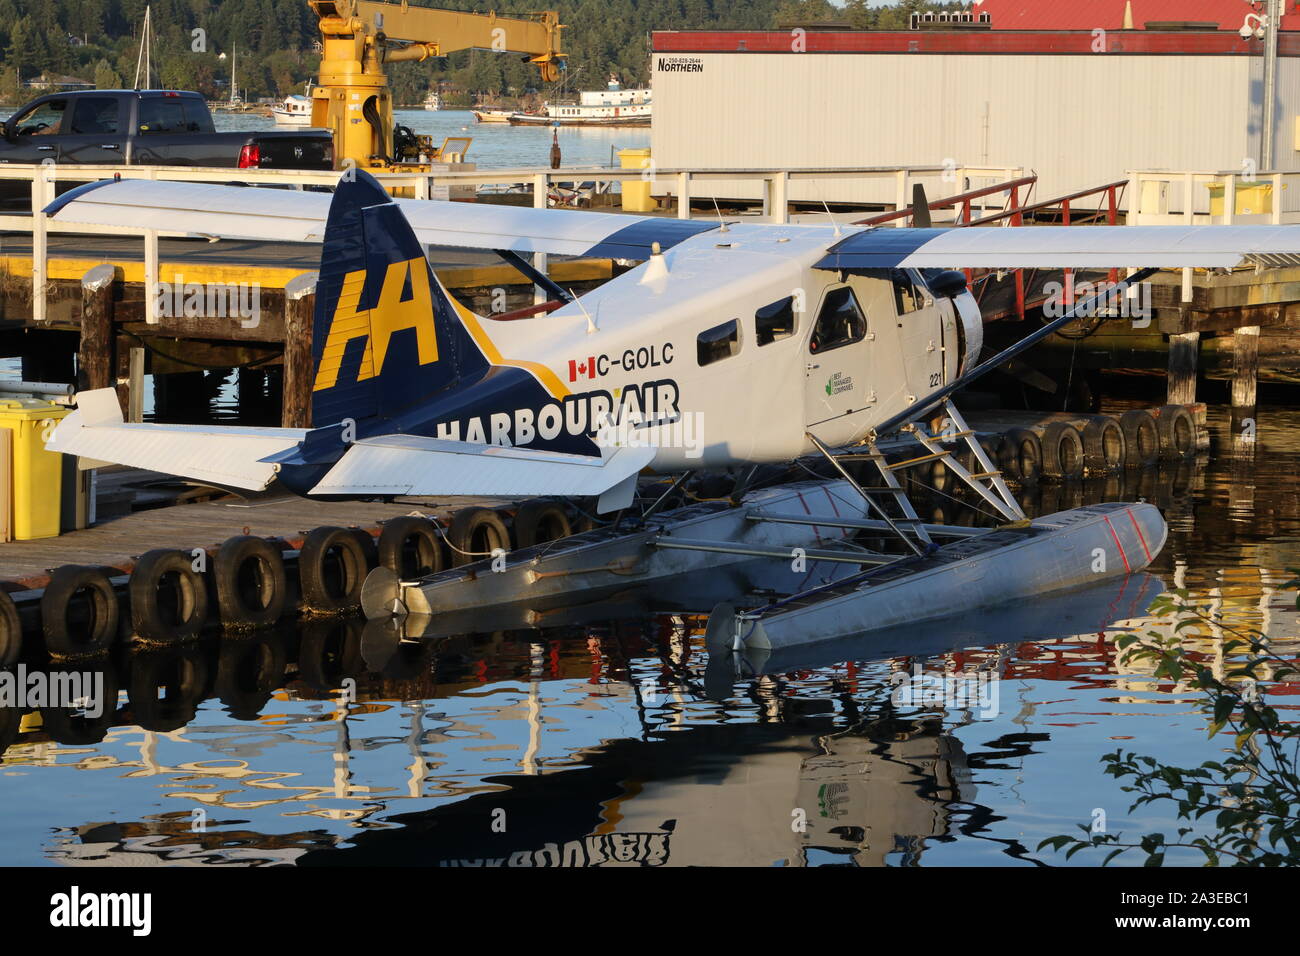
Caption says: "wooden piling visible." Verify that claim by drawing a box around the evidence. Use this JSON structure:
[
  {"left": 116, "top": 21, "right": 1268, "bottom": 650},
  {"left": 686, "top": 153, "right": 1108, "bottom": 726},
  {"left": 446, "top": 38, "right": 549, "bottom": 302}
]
[
  {"left": 282, "top": 272, "right": 318, "bottom": 428},
  {"left": 1231, "top": 325, "right": 1261, "bottom": 411},
  {"left": 78, "top": 265, "right": 115, "bottom": 392},
  {"left": 127, "top": 347, "right": 145, "bottom": 423},
  {"left": 1167, "top": 331, "right": 1200, "bottom": 405}
]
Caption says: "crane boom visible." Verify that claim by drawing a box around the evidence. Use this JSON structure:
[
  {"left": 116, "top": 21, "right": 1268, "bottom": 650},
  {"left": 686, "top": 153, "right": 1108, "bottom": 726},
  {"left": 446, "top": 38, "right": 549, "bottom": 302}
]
[{"left": 308, "top": 0, "right": 566, "bottom": 172}]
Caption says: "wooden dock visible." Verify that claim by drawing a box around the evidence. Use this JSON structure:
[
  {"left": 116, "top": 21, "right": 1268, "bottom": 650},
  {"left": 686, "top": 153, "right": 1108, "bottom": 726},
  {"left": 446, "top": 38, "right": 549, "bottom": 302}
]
[{"left": 0, "top": 467, "right": 492, "bottom": 593}]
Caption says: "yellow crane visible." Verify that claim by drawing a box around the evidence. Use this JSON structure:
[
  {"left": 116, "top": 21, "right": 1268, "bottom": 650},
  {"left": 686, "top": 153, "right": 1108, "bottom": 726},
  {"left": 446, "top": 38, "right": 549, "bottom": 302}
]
[{"left": 308, "top": 0, "right": 566, "bottom": 172}]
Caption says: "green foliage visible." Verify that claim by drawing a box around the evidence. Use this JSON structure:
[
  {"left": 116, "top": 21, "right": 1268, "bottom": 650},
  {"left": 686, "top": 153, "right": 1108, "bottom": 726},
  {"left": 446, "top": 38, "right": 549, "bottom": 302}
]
[
  {"left": 0, "top": 0, "right": 984, "bottom": 107},
  {"left": 1039, "top": 586, "right": 1300, "bottom": 866}
]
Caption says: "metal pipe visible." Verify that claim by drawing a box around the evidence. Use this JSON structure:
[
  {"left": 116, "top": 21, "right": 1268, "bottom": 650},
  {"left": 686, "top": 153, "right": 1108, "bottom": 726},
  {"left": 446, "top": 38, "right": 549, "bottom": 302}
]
[
  {"left": 651, "top": 536, "right": 893, "bottom": 566},
  {"left": 1263, "top": 0, "right": 1280, "bottom": 170},
  {"left": 0, "top": 380, "right": 74, "bottom": 397}
]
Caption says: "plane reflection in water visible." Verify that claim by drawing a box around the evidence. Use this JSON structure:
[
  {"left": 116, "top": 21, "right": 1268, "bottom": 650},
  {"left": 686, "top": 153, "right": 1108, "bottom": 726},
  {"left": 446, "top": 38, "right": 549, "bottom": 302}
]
[
  {"left": 6, "top": 422, "right": 1300, "bottom": 866},
  {"left": 1, "top": 567, "right": 1161, "bottom": 868}
]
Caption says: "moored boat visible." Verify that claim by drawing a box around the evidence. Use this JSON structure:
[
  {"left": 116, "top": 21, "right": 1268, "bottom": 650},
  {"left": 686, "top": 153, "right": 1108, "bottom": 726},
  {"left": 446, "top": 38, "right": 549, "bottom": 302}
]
[
  {"left": 271, "top": 93, "right": 312, "bottom": 126},
  {"left": 508, "top": 74, "right": 651, "bottom": 127}
]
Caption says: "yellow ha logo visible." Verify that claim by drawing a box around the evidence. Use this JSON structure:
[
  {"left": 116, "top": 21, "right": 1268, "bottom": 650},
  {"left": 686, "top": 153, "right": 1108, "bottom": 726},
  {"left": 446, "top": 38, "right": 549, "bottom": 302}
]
[{"left": 313, "top": 256, "right": 437, "bottom": 391}]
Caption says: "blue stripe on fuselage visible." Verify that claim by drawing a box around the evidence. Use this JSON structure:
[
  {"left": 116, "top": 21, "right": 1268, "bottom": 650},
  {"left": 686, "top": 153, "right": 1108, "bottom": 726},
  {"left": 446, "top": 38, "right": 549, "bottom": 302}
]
[{"left": 583, "top": 218, "right": 719, "bottom": 259}]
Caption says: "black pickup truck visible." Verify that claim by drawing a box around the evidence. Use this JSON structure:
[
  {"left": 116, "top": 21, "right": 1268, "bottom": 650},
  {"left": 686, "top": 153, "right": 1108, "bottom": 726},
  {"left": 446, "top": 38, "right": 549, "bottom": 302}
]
[{"left": 0, "top": 89, "right": 333, "bottom": 206}]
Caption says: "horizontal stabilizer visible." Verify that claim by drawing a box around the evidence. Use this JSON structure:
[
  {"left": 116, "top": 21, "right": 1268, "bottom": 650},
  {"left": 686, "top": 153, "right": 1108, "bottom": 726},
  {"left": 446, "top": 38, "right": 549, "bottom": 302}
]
[
  {"left": 46, "top": 388, "right": 308, "bottom": 491},
  {"left": 815, "top": 224, "right": 1300, "bottom": 270},
  {"left": 310, "top": 434, "right": 655, "bottom": 504},
  {"left": 44, "top": 178, "right": 718, "bottom": 259}
]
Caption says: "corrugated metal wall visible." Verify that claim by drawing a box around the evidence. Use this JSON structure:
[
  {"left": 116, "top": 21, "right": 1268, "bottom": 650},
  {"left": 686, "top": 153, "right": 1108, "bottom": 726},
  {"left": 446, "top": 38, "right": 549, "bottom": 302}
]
[{"left": 652, "top": 52, "right": 1272, "bottom": 209}]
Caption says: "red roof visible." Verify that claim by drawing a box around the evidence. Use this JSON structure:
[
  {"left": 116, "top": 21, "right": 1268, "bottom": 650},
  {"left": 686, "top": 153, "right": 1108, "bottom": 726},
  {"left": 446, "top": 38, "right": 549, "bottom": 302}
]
[
  {"left": 653, "top": 30, "right": 1300, "bottom": 55},
  {"left": 976, "top": 0, "right": 1300, "bottom": 31}
]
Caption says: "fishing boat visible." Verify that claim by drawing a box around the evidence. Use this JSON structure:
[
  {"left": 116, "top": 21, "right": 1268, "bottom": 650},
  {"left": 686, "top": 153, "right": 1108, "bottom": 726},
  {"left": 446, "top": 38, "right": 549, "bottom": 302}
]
[
  {"left": 509, "top": 75, "right": 651, "bottom": 127},
  {"left": 271, "top": 93, "right": 312, "bottom": 126},
  {"left": 471, "top": 107, "right": 513, "bottom": 123}
]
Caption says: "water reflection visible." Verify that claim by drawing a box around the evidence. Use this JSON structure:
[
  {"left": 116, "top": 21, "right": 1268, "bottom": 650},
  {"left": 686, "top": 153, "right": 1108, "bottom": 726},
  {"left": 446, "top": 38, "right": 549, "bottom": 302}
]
[{"left": 4, "top": 406, "right": 1300, "bottom": 866}]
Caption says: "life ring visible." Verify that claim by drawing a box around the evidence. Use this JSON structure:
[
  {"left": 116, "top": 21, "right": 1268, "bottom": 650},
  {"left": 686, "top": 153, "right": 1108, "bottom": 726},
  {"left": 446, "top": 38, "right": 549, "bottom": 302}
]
[
  {"left": 0, "top": 589, "right": 20, "bottom": 667},
  {"left": 998, "top": 428, "right": 1042, "bottom": 483},
  {"left": 1082, "top": 416, "right": 1126, "bottom": 473},
  {"left": 447, "top": 507, "right": 511, "bottom": 567},
  {"left": 299, "top": 526, "right": 372, "bottom": 613},
  {"left": 513, "top": 499, "right": 573, "bottom": 548},
  {"left": 1156, "top": 405, "right": 1196, "bottom": 460},
  {"left": 41, "top": 565, "right": 119, "bottom": 658},
  {"left": 1118, "top": 409, "right": 1159, "bottom": 468},
  {"left": 1041, "top": 422, "right": 1084, "bottom": 479},
  {"left": 129, "top": 548, "right": 209, "bottom": 644},
  {"left": 214, "top": 535, "right": 287, "bottom": 629},
  {"left": 377, "top": 516, "right": 445, "bottom": 579}
]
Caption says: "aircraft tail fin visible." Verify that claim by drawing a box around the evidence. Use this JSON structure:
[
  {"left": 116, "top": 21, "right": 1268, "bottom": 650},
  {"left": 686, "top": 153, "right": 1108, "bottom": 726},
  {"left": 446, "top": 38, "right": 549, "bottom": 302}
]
[{"left": 310, "top": 170, "right": 487, "bottom": 428}]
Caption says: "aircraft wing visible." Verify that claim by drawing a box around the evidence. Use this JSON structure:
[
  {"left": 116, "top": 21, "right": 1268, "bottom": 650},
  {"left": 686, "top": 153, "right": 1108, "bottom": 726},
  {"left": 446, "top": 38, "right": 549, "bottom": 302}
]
[
  {"left": 44, "top": 179, "right": 718, "bottom": 258},
  {"left": 815, "top": 224, "right": 1300, "bottom": 270}
]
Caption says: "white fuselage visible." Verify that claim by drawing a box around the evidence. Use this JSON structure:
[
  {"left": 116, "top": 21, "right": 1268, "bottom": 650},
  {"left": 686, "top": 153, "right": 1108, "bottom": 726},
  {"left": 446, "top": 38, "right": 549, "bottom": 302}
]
[{"left": 460, "top": 222, "right": 982, "bottom": 471}]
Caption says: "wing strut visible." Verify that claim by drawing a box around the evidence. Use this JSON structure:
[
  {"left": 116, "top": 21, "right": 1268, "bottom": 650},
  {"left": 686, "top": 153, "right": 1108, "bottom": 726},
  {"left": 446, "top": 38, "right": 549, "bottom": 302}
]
[{"left": 871, "top": 267, "right": 1159, "bottom": 440}]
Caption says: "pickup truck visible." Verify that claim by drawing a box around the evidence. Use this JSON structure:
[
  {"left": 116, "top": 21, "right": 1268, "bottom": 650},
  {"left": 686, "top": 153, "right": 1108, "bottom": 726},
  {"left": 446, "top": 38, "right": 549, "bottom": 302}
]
[{"left": 0, "top": 89, "right": 334, "bottom": 207}]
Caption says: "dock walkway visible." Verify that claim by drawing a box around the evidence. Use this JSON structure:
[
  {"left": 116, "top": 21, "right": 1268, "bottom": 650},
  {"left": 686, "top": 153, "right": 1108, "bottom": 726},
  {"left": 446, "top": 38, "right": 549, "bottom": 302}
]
[{"left": 0, "top": 473, "right": 488, "bottom": 593}]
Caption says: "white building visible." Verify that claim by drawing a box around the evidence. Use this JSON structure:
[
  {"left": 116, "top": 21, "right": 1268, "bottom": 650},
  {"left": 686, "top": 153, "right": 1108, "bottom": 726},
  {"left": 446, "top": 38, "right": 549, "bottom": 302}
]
[{"left": 650, "top": 28, "right": 1300, "bottom": 212}]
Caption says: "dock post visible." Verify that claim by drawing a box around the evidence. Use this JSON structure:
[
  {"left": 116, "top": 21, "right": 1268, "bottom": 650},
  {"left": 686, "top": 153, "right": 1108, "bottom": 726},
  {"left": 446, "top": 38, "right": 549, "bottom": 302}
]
[
  {"left": 282, "top": 272, "right": 317, "bottom": 428},
  {"left": 1231, "top": 325, "right": 1261, "bottom": 413},
  {"left": 127, "top": 347, "right": 145, "bottom": 423},
  {"left": 31, "top": 165, "right": 50, "bottom": 324},
  {"left": 79, "top": 265, "right": 116, "bottom": 392},
  {"left": 1167, "top": 331, "right": 1199, "bottom": 405},
  {"left": 532, "top": 172, "right": 549, "bottom": 304}
]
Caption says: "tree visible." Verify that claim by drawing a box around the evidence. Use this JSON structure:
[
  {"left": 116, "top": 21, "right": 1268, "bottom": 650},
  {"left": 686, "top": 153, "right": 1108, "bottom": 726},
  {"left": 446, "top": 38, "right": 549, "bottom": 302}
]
[
  {"left": 93, "top": 57, "right": 122, "bottom": 90},
  {"left": 1041, "top": 589, "right": 1300, "bottom": 866}
]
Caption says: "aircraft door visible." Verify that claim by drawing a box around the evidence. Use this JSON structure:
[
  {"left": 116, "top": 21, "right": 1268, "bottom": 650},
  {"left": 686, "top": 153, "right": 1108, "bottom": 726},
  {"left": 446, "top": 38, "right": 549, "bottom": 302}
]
[
  {"left": 855, "top": 269, "right": 948, "bottom": 423},
  {"left": 804, "top": 284, "right": 871, "bottom": 427}
]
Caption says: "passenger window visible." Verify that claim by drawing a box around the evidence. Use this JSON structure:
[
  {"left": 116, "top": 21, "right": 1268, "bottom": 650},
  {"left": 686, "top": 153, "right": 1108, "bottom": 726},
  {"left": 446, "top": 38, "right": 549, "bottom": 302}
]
[
  {"left": 14, "top": 100, "right": 66, "bottom": 135},
  {"left": 809, "top": 287, "right": 866, "bottom": 354},
  {"left": 755, "top": 296, "right": 796, "bottom": 346},
  {"left": 68, "top": 98, "right": 120, "bottom": 135},
  {"left": 697, "top": 319, "right": 740, "bottom": 366},
  {"left": 138, "top": 98, "right": 187, "bottom": 133}
]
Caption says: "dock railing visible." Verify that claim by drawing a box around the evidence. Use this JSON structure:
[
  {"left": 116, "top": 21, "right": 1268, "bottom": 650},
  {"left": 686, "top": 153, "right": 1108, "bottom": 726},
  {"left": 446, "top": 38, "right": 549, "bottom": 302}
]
[
  {"left": 1125, "top": 168, "right": 1300, "bottom": 303},
  {"left": 0, "top": 161, "right": 1024, "bottom": 323}
]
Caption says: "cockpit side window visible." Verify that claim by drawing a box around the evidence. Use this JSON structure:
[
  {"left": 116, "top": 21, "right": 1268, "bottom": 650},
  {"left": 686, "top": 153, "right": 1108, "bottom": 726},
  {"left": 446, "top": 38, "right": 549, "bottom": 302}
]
[
  {"left": 891, "top": 269, "right": 923, "bottom": 315},
  {"left": 755, "top": 296, "right": 796, "bottom": 346},
  {"left": 809, "top": 286, "right": 866, "bottom": 354}
]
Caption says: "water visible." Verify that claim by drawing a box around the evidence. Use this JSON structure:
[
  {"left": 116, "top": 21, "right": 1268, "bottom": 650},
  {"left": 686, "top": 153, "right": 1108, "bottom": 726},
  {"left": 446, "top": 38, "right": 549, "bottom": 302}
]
[
  {"left": 2, "top": 402, "right": 1298, "bottom": 867},
  {"left": 213, "top": 108, "right": 650, "bottom": 169}
]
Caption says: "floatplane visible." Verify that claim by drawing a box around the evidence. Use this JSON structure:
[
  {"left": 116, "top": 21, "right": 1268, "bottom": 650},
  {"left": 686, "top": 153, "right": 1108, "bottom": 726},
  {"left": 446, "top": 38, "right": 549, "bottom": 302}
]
[{"left": 42, "top": 172, "right": 1300, "bottom": 649}]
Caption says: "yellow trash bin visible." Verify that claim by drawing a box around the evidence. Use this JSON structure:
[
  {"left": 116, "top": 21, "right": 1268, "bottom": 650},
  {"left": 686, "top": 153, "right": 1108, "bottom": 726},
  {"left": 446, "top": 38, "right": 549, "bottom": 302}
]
[
  {"left": 0, "top": 399, "right": 71, "bottom": 540},
  {"left": 617, "top": 147, "right": 655, "bottom": 213}
]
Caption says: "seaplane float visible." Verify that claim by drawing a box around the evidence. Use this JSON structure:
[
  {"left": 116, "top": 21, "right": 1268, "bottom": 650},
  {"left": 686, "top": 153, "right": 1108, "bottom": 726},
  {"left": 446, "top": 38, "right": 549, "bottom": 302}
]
[{"left": 40, "top": 171, "right": 1300, "bottom": 650}]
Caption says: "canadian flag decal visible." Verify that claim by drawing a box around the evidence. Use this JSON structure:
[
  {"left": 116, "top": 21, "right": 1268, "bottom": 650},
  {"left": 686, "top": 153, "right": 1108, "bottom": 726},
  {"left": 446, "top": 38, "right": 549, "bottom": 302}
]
[{"left": 568, "top": 357, "right": 597, "bottom": 382}]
